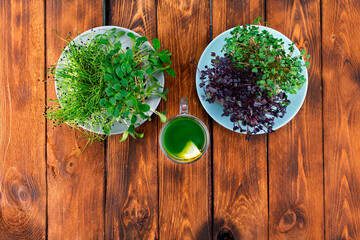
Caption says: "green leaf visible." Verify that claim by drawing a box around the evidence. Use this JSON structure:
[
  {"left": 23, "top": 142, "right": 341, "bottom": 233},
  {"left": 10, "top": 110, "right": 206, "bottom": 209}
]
[
  {"left": 158, "top": 112, "right": 167, "bottom": 123},
  {"left": 153, "top": 38, "right": 160, "bottom": 51},
  {"left": 126, "top": 65, "right": 132, "bottom": 74},
  {"left": 121, "top": 79, "right": 128, "bottom": 87},
  {"left": 109, "top": 97, "right": 117, "bottom": 106},
  {"left": 128, "top": 125, "right": 135, "bottom": 133},
  {"left": 99, "top": 38, "right": 108, "bottom": 44},
  {"left": 126, "top": 97, "right": 137, "bottom": 107},
  {"left": 166, "top": 68, "right": 176, "bottom": 77},
  {"left": 106, "top": 107, "right": 115, "bottom": 116},
  {"left": 127, "top": 32, "right": 135, "bottom": 39},
  {"left": 119, "top": 130, "right": 129, "bottom": 142},
  {"left": 252, "top": 68, "right": 258, "bottom": 73},
  {"left": 115, "top": 93, "right": 123, "bottom": 100},
  {"left": 116, "top": 68, "right": 123, "bottom": 78},
  {"left": 126, "top": 49, "right": 133, "bottom": 59},
  {"left": 137, "top": 36, "right": 148, "bottom": 43},
  {"left": 114, "top": 41, "right": 122, "bottom": 49},
  {"left": 253, "top": 16, "right": 263, "bottom": 24},
  {"left": 306, "top": 54, "right": 311, "bottom": 59},
  {"left": 131, "top": 115, "right": 137, "bottom": 124},
  {"left": 121, "top": 63, "right": 127, "bottom": 75},
  {"left": 113, "top": 58, "right": 120, "bottom": 64},
  {"left": 116, "top": 31, "right": 125, "bottom": 38},
  {"left": 105, "top": 87, "right": 116, "bottom": 96},
  {"left": 114, "top": 83, "right": 122, "bottom": 91},
  {"left": 155, "top": 92, "right": 167, "bottom": 101},
  {"left": 120, "top": 90, "right": 128, "bottom": 97},
  {"left": 107, "top": 67, "right": 114, "bottom": 73},
  {"left": 135, "top": 70, "right": 144, "bottom": 77},
  {"left": 100, "top": 98, "right": 110, "bottom": 108},
  {"left": 138, "top": 103, "right": 150, "bottom": 112},
  {"left": 134, "top": 132, "right": 144, "bottom": 138},
  {"left": 104, "top": 74, "right": 113, "bottom": 81},
  {"left": 113, "top": 108, "right": 120, "bottom": 118},
  {"left": 146, "top": 66, "right": 154, "bottom": 75},
  {"left": 301, "top": 49, "right": 306, "bottom": 55},
  {"left": 159, "top": 53, "right": 170, "bottom": 63},
  {"left": 122, "top": 108, "right": 130, "bottom": 118}
]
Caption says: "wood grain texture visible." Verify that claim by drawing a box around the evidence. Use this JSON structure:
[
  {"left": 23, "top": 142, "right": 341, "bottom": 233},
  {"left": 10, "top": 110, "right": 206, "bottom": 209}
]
[
  {"left": 157, "top": 0, "right": 212, "bottom": 239},
  {"left": 323, "top": 0, "right": 360, "bottom": 239},
  {"left": 212, "top": 1, "right": 268, "bottom": 239},
  {"left": 267, "top": 0, "right": 323, "bottom": 239},
  {"left": 105, "top": 1, "right": 159, "bottom": 239},
  {"left": 0, "top": 0, "right": 46, "bottom": 239},
  {"left": 46, "top": 0, "right": 105, "bottom": 239}
]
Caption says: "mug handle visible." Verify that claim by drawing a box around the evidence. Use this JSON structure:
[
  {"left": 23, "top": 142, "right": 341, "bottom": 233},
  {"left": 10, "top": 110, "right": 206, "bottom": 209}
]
[{"left": 180, "top": 97, "right": 189, "bottom": 114}]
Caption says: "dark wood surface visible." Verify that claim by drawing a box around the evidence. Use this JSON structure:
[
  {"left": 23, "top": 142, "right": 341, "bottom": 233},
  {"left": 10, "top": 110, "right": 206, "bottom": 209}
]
[{"left": 1, "top": 0, "right": 360, "bottom": 239}]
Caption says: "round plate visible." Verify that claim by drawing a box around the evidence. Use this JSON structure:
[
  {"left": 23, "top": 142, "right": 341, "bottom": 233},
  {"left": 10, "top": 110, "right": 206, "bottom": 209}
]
[
  {"left": 55, "top": 26, "right": 164, "bottom": 135},
  {"left": 196, "top": 25, "right": 308, "bottom": 134}
]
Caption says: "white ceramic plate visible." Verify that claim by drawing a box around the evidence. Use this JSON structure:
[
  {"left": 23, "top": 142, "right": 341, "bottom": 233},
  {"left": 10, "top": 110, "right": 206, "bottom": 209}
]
[
  {"left": 196, "top": 25, "right": 308, "bottom": 134},
  {"left": 55, "top": 26, "right": 164, "bottom": 135}
]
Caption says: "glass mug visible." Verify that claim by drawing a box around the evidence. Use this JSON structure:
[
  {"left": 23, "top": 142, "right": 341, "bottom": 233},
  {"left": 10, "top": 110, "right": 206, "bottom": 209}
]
[{"left": 159, "top": 97, "right": 210, "bottom": 164}]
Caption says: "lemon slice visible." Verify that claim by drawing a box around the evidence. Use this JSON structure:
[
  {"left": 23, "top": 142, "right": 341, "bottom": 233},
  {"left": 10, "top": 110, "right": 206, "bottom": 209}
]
[{"left": 177, "top": 141, "right": 202, "bottom": 160}]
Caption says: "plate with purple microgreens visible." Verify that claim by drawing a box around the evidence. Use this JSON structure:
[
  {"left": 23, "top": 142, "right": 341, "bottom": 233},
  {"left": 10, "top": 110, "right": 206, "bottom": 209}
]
[{"left": 196, "top": 20, "right": 309, "bottom": 137}]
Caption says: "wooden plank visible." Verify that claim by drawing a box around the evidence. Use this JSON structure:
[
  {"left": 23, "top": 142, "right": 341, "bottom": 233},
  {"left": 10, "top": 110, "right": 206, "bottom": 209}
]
[
  {"left": 46, "top": 1, "right": 104, "bottom": 239},
  {"left": 157, "top": 1, "right": 212, "bottom": 239},
  {"left": 212, "top": 1, "right": 268, "bottom": 239},
  {"left": 0, "top": 0, "right": 46, "bottom": 239},
  {"left": 105, "top": 1, "right": 159, "bottom": 239},
  {"left": 267, "top": 0, "right": 323, "bottom": 239},
  {"left": 323, "top": 0, "right": 360, "bottom": 238}
]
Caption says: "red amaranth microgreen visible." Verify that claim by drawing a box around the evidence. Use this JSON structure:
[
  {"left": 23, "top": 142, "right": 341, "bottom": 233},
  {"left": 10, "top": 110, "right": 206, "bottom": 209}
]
[{"left": 200, "top": 53, "right": 290, "bottom": 136}]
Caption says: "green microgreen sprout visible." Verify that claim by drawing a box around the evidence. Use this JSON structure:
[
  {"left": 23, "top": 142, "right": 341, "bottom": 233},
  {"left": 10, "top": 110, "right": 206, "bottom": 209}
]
[
  {"left": 45, "top": 28, "right": 175, "bottom": 145},
  {"left": 223, "top": 17, "right": 310, "bottom": 97}
]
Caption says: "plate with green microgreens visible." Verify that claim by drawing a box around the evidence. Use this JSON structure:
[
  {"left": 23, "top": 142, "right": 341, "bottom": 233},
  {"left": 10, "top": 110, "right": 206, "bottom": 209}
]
[
  {"left": 46, "top": 26, "right": 175, "bottom": 143},
  {"left": 196, "top": 17, "right": 309, "bottom": 137}
]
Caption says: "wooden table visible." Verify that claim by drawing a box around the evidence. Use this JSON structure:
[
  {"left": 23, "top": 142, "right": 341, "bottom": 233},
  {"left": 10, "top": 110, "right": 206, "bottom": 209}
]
[{"left": 1, "top": 0, "right": 359, "bottom": 239}]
